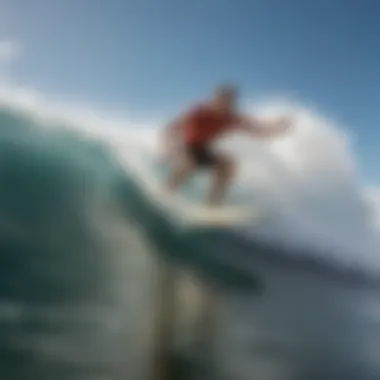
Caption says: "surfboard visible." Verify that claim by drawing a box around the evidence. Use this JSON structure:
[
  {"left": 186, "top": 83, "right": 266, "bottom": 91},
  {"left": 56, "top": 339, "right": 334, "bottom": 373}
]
[
  {"left": 155, "top": 189, "right": 256, "bottom": 227},
  {"left": 124, "top": 155, "right": 258, "bottom": 227}
]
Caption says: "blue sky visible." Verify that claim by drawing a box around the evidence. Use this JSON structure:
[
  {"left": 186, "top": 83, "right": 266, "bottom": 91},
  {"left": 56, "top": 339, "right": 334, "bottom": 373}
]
[{"left": 3, "top": 0, "right": 380, "bottom": 182}]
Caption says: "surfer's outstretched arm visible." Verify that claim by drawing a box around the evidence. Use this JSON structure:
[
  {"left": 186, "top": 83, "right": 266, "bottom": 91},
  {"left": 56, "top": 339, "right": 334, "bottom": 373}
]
[{"left": 237, "top": 115, "right": 292, "bottom": 138}]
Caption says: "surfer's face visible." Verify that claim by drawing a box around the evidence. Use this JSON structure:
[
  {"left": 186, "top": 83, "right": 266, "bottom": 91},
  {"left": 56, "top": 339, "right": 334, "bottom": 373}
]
[{"left": 213, "top": 88, "right": 237, "bottom": 112}]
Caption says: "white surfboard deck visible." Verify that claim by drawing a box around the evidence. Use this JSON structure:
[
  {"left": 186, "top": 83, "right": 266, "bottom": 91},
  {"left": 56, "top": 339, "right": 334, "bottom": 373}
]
[
  {"left": 154, "top": 189, "right": 256, "bottom": 227},
  {"left": 125, "top": 157, "right": 258, "bottom": 227}
]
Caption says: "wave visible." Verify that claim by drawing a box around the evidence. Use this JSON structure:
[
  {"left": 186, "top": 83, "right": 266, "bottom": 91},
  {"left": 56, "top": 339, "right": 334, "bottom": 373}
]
[{"left": 0, "top": 85, "right": 378, "bottom": 278}]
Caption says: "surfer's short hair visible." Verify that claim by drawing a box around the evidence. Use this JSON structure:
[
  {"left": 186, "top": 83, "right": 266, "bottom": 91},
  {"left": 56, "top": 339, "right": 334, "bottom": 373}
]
[{"left": 214, "top": 84, "right": 238, "bottom": 98}]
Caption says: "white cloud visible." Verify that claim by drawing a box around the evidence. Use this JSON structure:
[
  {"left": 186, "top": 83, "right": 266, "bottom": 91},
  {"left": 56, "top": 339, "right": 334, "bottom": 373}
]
[
  {"left": 0, "top": 40, "right": 21, "bottom": 63},
  {"left": 0, "top": 83, "right": 379, "bottom": 272}
]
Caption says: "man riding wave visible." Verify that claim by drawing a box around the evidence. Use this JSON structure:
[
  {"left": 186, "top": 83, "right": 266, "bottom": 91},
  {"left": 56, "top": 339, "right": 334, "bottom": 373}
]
[{"left": 162, "top": 85, "right": 291, "bottom": 206}]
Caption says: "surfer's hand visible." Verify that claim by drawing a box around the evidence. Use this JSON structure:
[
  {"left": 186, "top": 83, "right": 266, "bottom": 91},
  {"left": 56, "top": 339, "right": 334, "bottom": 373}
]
[{"left": 275, "top": 116, "right": 292, "bottom": 133}]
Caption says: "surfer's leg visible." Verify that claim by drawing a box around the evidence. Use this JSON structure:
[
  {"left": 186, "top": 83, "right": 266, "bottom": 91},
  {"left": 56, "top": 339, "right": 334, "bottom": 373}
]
[
  {"left": 165, "top": 157, "right": 195, "bottom": 192},
  {"left": 206, "top": 154, "right": 235, "bottom": 205},
  {"left": 165, "top": 144, "right": 207, "bottom": 192}
]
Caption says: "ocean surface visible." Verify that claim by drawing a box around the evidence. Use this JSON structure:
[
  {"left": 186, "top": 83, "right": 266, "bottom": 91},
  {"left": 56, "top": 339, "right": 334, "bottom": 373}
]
[{"left": 1, "top": 102, "right": 380, "bottom": 380}]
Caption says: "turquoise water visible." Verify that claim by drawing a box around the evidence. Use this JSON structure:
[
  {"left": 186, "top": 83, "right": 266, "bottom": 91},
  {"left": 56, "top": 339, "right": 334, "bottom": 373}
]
[{"left": 1, "top": 105, "right": 380, "bottom": 380}]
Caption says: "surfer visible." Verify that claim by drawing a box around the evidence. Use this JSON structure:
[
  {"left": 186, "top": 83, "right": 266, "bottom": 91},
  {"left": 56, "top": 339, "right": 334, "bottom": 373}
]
[{"left": 162, "top": 85, "right": 291, "bottom": 206}]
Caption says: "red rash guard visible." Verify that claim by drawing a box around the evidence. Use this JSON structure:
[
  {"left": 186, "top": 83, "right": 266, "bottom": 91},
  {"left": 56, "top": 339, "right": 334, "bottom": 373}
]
[{"left": 181, "top": 105, "right": 240, "bottom": 147}]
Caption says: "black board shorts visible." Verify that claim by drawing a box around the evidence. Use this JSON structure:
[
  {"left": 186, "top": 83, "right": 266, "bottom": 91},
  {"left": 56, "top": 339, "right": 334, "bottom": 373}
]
[{"left": 185, "top": 144, "right": 218, "bottom": 167}]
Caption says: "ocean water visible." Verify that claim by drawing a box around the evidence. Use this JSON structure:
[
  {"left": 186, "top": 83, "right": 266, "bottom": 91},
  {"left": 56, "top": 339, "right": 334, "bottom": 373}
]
[{"left": 1, "top": 102, "right": 380, "bottom": 380}]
